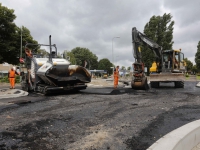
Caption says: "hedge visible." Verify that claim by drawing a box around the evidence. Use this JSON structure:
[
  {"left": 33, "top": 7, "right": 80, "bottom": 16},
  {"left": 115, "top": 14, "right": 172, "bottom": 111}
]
[{"left": 0, "top": 76, "right": 20, "bottom": 83}]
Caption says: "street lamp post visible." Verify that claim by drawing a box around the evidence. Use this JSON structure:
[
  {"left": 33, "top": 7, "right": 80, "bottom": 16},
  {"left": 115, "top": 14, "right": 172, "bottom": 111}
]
[
  {"left": 114, "top": 55, "right": 119, "bottom": 66},
  {"left": 112, "top": 37, "right": 120, "bottom": 77},
  {"left": 112, "top": 36, "right": 120, "bottom": 83},
  {"left": 20, "top": 26, "right": 22, "bottom": 58},
  {"left": 112, "top": 37, "right": 120, "bottom": 68}
]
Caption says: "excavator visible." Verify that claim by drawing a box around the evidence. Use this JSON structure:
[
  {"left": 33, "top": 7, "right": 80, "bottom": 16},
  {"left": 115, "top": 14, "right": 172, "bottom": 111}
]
[{"left": 131, "top": 27, "right": 186, "bottom": 90}]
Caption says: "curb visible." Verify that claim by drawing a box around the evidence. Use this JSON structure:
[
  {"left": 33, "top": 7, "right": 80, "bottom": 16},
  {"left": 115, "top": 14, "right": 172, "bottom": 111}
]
[
  {"left": 0, "top": 88, "right": 28, "bottom": 99},
  {"left": 196, "top": 82, "right": 200, "bottom": 88},
  {"left": 147, "top": 119, "right": 200, "bottom": 150}
]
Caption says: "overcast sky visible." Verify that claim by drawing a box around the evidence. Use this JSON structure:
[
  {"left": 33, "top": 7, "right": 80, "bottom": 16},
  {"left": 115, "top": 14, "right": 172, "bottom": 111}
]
[{"left": 1, "top": 0, "right": 200, "bottom": 67}]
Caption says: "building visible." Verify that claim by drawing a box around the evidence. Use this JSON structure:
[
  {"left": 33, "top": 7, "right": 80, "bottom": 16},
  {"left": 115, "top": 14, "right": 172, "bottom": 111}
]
[{"left": 0, "top": 63, "right": 15, "bottom": 77}]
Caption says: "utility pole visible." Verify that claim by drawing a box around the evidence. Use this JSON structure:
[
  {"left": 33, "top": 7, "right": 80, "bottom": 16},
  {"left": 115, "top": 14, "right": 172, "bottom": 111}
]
[{"left": 20, "top": 26, "right": 22, "bottom": 58}]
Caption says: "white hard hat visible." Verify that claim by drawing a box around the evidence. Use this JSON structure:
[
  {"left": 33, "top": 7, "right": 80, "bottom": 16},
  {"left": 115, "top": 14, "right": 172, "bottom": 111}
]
[{"left": 12, "top": 66, "right": 16, "bottom": 70}]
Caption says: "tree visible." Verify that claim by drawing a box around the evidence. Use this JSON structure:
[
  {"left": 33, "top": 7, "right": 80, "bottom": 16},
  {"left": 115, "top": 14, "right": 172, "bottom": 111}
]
[
  {"left": 71, "top": 47, "right": 98, "bottom": 69},
  {"left": 141, "top": 13, "right": 174, "bottom": 69},
  {"left": 184, "top": 58, "right": 193, "bottom": 72},
  {"left": 37, "top": 49, "right": 49, "bottom": 57},
  {"left": 0, "top": 3, "right": 38, "bottom": 64},
  {"left": 98, "top": 58, "right": 113, "bottom": 74},
  {"left": 63, "top": 50, "right": 76, "bottom": 65},
  {"left": 195, "top": 41, "right": 200, "bottom": 72},
  {"left": 57, "top": 52, "right": 62, "bottom": 58},
  {"left": 121, "top": 66, "right": 126, "bottom": 70},
  {"left": 192, "top": 65, "right": 198, "bottom": 74},
  {"left": 17, "top": 26, "right": 38, "bottom": 56},
  {"left": 0, "top": 3, "right": 17, "bottom": 64},
  {"left": 127, "top": 66, "right": 131, "bottom": 71}
]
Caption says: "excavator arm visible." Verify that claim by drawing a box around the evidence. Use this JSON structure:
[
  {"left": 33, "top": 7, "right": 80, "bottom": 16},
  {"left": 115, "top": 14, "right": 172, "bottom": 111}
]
[
  {"left": 132, "top": 27, "right": 162, "bottom": 62},
  {"left": 131, "top": 27, "right": 162, "bottom": 90}
]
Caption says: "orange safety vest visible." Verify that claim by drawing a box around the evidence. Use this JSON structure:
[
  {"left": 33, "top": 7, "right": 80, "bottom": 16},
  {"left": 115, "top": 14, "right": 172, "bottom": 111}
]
[
  {"left": 114, "top": 68, "right": 119, "bottom": 79},
  {"left": 9, "top": 70, "right": 16, "bottom": 78}
]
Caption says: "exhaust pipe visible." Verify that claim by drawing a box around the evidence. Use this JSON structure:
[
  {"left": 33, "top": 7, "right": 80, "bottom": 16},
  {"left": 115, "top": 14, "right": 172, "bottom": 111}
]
[{"left": 49, "top": 35, "right": 52, "bottom": 63}]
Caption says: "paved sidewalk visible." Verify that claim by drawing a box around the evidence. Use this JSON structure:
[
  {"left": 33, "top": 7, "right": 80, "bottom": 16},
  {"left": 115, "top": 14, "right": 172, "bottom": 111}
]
[
  {"left": 196, "top": 82, "right": 200, "bottom": 88},
  {"left": 0, "top": 88, "right": 28, "bottom": 99}
]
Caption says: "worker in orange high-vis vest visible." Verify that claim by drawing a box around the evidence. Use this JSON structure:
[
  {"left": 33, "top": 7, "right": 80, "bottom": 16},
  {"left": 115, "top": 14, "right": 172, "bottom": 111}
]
[
  {"left": 8, "top": 67, "right": 20, "bottom": 89},
  {"left": 114, "top": 66, "right": 120, "bottom": 89}
]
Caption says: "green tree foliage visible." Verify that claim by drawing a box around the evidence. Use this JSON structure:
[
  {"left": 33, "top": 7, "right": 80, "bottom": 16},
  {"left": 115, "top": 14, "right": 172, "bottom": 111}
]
[
  {"left": 17, "top": 26, "right": 38, "bottom": 57},
  {"left": 0, "top": 3, "right": 17, "bottom": 64},
  {"left": 37, "top": 49, "right": 49, "bottom": 57},
  {"left": 195, "top": 41, "right": 200, "bottom": 72},
  {"left": 63, "top": 50, "right": 76, "bottom": 65},
  {"left": 121, "top": 66, "right": 126, "bottom": 70},
  {"left": 127, "top": 66, "right": 131, "bottom": 71},
  {"left": 57, "top": 52, "right": 62, "bottom": 58},
  {"left": 71, "top": 47, "right": 98, "bottom": 69},
  {"left": 98, "top": 58, "right": 113, "bottom": 74},
  {"left": 141, "top": 13, "right": 174, "bottom": 68},
  {"left": 0, "top": 3, "right": 38, "bottom": 64},
  {"left": 184, "top": 58, "right": 193, "bottom": 72},
  {"left": 192, "top": 65, "right": 198, "bottom": 74}
]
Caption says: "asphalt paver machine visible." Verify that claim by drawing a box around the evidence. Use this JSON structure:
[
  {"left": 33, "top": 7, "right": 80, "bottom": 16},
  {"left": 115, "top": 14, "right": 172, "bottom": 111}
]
[{"left": 20, "top": 36, "right": 91, "bottom": 94}]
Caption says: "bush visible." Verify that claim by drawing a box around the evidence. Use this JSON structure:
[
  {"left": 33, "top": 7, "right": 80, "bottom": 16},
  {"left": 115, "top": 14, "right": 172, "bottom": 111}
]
[
  {"left": 16, "top": 76, "right": 20, "bottom": 83},
  {"left": 0, "top": 76, "right": 20, "bottom": 83},
  {"left": 0, "top": 77, "right": 9, "bottom": 83},
  {"left": 185, "top": 74, "right": 189, "bottom": 77}
]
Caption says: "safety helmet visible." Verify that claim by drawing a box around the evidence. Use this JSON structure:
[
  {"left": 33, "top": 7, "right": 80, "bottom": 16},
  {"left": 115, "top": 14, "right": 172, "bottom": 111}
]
[{"left": 12, "top": 66, "right": 16, "bottom": 70}]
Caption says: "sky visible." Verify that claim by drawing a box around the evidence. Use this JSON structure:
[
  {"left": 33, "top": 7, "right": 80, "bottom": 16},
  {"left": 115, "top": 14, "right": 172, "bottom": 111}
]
[{"left": 1, "top": 0, "right": 200, "bottom": 68}]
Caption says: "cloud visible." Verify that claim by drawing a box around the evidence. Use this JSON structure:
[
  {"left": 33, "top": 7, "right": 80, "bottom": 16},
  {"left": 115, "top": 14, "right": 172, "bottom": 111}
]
[{"left": 1, "top": 0, "right": 200, "bottom": 66}]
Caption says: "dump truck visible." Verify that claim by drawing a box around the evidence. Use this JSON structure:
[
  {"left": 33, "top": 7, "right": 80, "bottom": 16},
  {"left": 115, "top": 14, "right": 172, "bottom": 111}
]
[
  {"left": 20, "top": 35, "right": 91, "bottom": 94},
  {"left": 131, "top": 27, "right": 186, "bottom": 90}
]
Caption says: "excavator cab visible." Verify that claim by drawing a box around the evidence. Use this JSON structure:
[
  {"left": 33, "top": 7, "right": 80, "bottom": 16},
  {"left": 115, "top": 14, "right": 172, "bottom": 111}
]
[
  {"left": 150, "top": 49, "right": 185, "bottom": 73},
  {"left": 150, "top": 49, "right": 185, "bottom": 88},
  {"left": 161, "top": 50, "right": 185, "bottom": 73}
]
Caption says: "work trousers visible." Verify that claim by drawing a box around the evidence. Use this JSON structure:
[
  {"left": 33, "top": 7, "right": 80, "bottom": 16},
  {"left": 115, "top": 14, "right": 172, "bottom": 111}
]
[
  {"left": 9, "top": 77, "right": 15, "bottom": 88},
  {"left": 114, "top": 77, "right": 119, "bottom": 88}
]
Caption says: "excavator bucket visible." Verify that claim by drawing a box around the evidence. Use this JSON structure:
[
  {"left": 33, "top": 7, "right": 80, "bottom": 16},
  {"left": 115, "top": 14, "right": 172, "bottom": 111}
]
[{"left": 131, "top": 76, "right": 149, "bottom": 90}]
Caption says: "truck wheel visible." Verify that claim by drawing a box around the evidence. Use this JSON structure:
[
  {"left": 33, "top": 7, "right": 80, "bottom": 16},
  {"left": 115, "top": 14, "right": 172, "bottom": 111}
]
[
  {"left": 150, "top": 82, "right": 159, "bottom": 88},
  {"left": 174, "top": 81, "right": 184, "bottom": 88}
]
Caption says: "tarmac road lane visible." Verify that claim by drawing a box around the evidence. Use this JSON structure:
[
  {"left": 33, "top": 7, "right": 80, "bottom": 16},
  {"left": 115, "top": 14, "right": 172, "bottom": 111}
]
[{"left": 0, "top": 81, "right": 200, "bottom": 149}]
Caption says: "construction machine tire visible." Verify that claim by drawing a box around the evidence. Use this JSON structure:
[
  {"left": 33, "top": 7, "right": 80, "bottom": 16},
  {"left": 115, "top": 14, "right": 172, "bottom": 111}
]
[
  {"left": 174, "top": 81, "right": 184, "bottom": 88},
  {"left": 131, "top": 77, "right": 149, "bottom": 90},
  {"left": 150, "top": 82, "right": 160, "bottom": 88},
  {"left": 21, "top": 82, "right": 32, "bottom": 92},
  {"left": 22, "top": 83, "right": 29, "bottom": 92}
]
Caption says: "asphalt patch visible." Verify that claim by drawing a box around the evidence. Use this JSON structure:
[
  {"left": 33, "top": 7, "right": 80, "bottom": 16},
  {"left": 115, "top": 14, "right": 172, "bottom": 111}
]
[
  {"left": 0, "top": 119, "right": 58, "bottom": 150},
  {"left": 8, "top": 100, "right": 31, "bottom": 104},
  {"left": 125, "top": 105, "right": 200, "bottom": 150}
]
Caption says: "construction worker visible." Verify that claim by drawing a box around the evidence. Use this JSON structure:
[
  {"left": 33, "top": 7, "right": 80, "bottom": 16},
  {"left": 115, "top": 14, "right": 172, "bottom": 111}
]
[
  {"left": 8, "top": 67, "right": 20, "bottom": 89},
  {"left": 174, "top": 57, "right": 179, "bottom": 68},
  {"left": 114, "top": 66, "right": 120, "bottom": 89},
  {"left": 25, "top": 48, "right": 33, "bottom": 58},
  {"left": 25, "top": 48, "right": 33, "bottom": 87}
]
